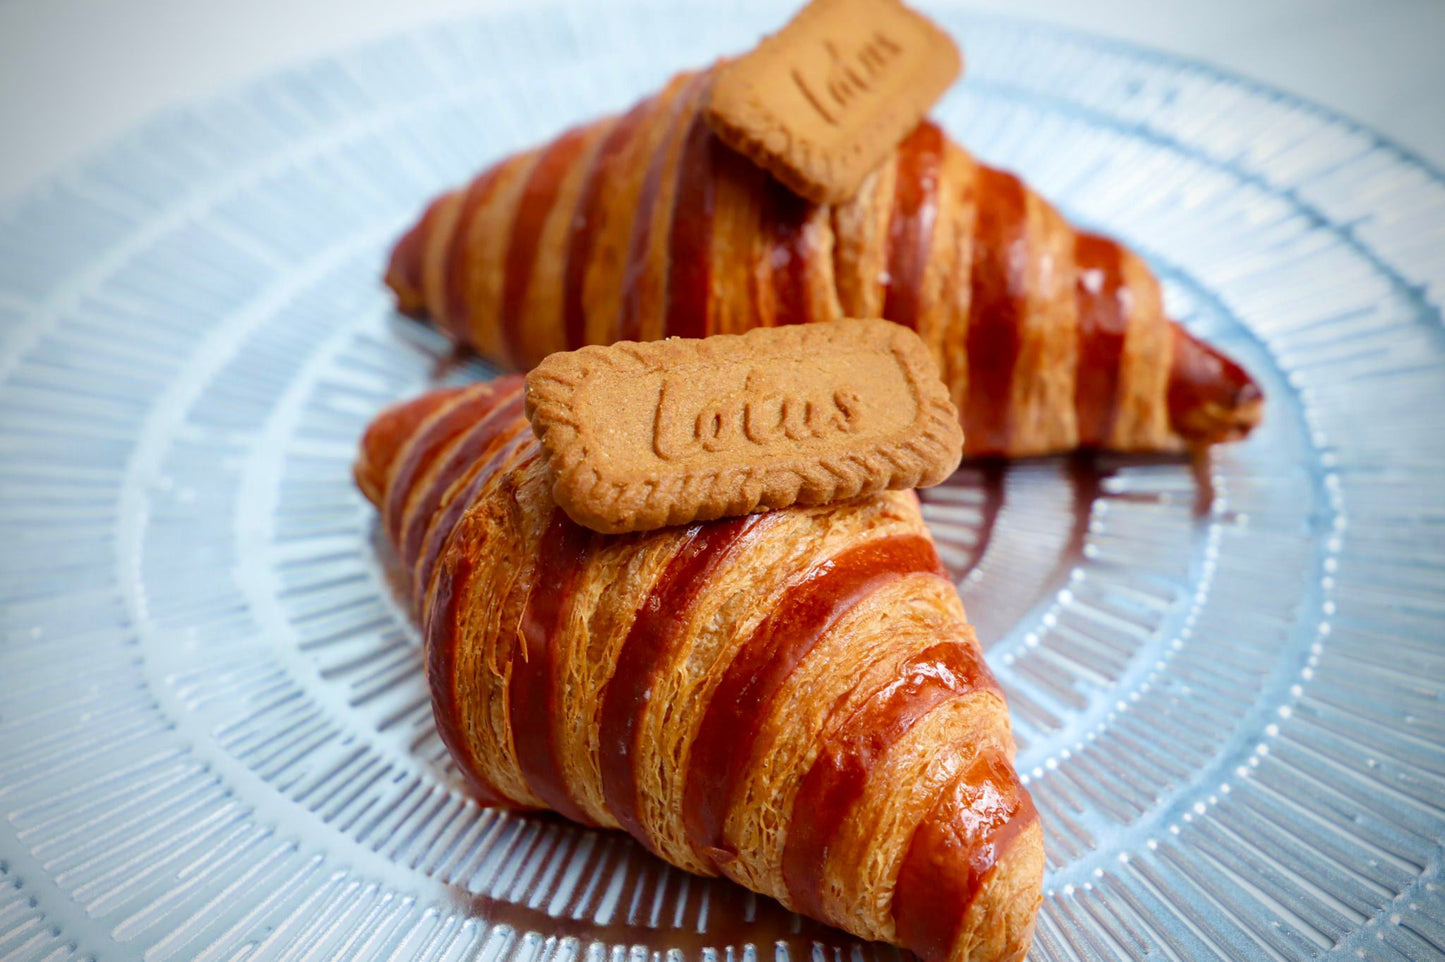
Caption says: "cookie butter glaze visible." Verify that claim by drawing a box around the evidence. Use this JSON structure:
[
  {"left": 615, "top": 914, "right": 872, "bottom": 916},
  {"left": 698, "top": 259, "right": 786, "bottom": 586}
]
[
  {"left": 682, "top": 534, "right": 944, "bottom": 867},
  {"left": 618, "top": 73, "right": 711, "bottom": 345},
  {"left": 398, "top": 384, "right": 526, "bottom": 573},
  {"left": 502, "top": 126, "right": 595, "bottom": 368},
  {"left": 758, "top": 174, "right": 818, "bottom": 326},
  {"left": 357, "top": 384, "right": 1044, "bottom": 962},
  {"left": 353, "top": 385, "right": 465, "bottom": 506},
  {"left": 412, "top": 430, "right": 533, "bottom": 606},
  {"left": 597, "top": 515, "right": 773, "bottom": 844},
  {"left": 425, "top": 555, "right": 507, "bottom": 805},
  {"left": 443, "top": 162, "right": 508, "bottom": 343},
  {"left": 1169, "top": 323, "right": 1264, "bottom": 442},
  {"left": 781, "top": 638, "right": 1000, "bottom": 920},
  {"left": 383, "top": 384, "right": 500, "bottom": 545},
  {"left": 664, "top": 106, "right": 725, "bottom": 341},
  {"left": 385, "top": 197, "right": 439, "bottom": 318},
  {"left": 894, "top": 750, "right": 1039, "bottom": 962},
  {"left": 511, "top": 511, "right": 600, "bottom": 825},
  {"left": 561, "top": 101, "right": 650, "bottom": 351},
  {"left": 386, "top": 66, "right": 1264, "bottom": 457},
  {"left": 963, "top": 166, "right": 1029, "bottom": 456},
  {"left": 882, "top": 121, "right": 944, "bottom": 332},
  {"left": 1072, "top": 233, "right": 1129, "bottom": 448}
]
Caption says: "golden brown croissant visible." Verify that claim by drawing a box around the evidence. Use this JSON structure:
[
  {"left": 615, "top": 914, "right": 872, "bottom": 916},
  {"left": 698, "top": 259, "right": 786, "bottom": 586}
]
[
  {"left": 385, "top": 67, "right": 1262, "bottom": 458},
  {"left": 354, "top": 376, "right": 1046, "bottom": 962}
]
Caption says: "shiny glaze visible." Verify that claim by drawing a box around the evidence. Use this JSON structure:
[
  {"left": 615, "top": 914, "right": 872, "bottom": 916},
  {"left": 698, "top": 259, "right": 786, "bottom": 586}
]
[
  {"left": 1168, "top": 324, "right": 1263, "bottom": 443},
  {"left": 758, "top": 173, "right": 815, "bottom": 326},
  {"left": 618, "top": 73, "right": 708, "bottom": 344},
  {"left": 597, "top": 515, "right": 767, "bottom": 845},
  {"left": 383, "top": 385, "right": 494, "bottom": 544},
  {"left": 892, "top": 750, "right": 1037, "bottom": 962},
  {"left": 412, "top": 434, "right": 537, "bottom": 608},
  {"left": 509, "top": 511, "right": 599, "bottom": 825},
  {"left": 964, "top": 166, "right": 1030, "bottom": 456},
  {"left": 424, "top": 555, "right": 509, "bottom": 805},
  {"left": 442, "top": 164, "right": 507, "bottom": 345},
  {"left": 1072, "top": 234, "right": 1129, "bottom": 448},
  {"left": 882, "top": 122, "right": 945, "bottom": 331},
  {"left": 398, "top": 383, "right": 525, "bottom": 574},
  {"left": 662, "top": 114, "right": 721, "bottom": 340},
  {"left": 502, "top": 126, "right": 593, "bottom": 368},
  {"left": 683, "top": 534, "right": 944, "bottom": 867},
  {"left": 561, "top": 100, "right": 652, "bottom": 352},
  {"left": 781, "top": 638, "right": 998, "bottom": 919}
]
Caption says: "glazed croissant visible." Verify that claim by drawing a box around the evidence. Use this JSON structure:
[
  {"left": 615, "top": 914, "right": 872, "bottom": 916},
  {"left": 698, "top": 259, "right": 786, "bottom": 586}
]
[
  {"left": 386, "top": 68, "right": 1262, "bottom": 458},
  {"left": 354, "top": 376, "right": 1046, "bottom": 962}
]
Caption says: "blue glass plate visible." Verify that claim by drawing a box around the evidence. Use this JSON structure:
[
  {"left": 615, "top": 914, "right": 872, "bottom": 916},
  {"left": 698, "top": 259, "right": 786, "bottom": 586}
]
[{"left": 1, "top": 2, "right": 1442, "bottom": 959}]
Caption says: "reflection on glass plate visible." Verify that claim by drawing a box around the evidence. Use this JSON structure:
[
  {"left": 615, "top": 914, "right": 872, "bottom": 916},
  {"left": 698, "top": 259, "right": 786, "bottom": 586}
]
[{"left": 1, "top": 2, "right": 1442, "bottom": 960}]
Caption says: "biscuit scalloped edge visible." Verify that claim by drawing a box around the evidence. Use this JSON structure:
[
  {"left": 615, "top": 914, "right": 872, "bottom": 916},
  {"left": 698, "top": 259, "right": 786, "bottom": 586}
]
[{"left": 525, "top": 320, "right": 964, "bottom": 534}]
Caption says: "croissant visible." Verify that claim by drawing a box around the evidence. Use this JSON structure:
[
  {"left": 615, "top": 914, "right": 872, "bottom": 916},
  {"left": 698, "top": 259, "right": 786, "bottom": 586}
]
[
  {"left": 386, "top": 67, "right": 1262, "bottom": 458},
  {"left": 354, "top": 376, "right": 1046, "bottom": 962}
]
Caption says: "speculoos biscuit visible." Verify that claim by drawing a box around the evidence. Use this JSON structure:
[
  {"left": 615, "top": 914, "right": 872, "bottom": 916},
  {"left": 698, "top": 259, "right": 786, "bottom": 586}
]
[
  {"left": 705, "top": 0, "right": 962, "bottom": 204},
  {"left": 525, "top": 318, "right": 964, "bottom": 533}
]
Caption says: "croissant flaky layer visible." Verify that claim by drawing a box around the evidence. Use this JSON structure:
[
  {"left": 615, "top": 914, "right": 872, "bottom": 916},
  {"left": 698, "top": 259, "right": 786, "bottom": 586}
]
[
  {"left": 387, "top": 68, "right": 1262, "bottom": 458},
  {"left": 355, "top": 378, "right": 1046, "bottom": 962}
]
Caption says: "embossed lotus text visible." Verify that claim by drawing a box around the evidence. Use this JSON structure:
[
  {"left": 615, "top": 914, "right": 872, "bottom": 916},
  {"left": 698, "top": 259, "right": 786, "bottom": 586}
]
[
  {"left": 790, "top": 33, "right": 903, "bottom": 127},
  {"left": 525, "top": 320, "right": 963, "bottom": 532},
  {"left": 703, "top": 0, "right": 961, "bottom": 203},
  {"left": 654, "top": 369, "right": 864, "bottom": 461}
]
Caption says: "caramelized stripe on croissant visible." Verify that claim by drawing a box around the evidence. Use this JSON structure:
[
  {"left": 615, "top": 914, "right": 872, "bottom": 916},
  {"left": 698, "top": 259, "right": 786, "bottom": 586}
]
[
  {"left": 386, "top": 199, "right": 439, "bottom": 319},
  {"left": 443, "top": 161, "right": 509, "bottom": 345},
  {"left": 963, "top": 166, "right": 1028, "bottom": 456},
  {"left": 562, "top": 100, "right": 649, "bottom": 351},
  {"left": 760, "top": 177, "right": 819, "bottom": 327},
  {"left": 502, "top": 125, "right": 602, "bottom": 367},
  {"left": 353, "top": 385, "right": 465, "bottom": 504},
  {"left": 511, "top": 510, "right": 601, "bottom": 825},
  {"left": 412, "top": 403, "right": 531, "bottom": 606},
  {"left": 398, "top": 384, "right": 526, "bottom": 575},
  {"left": 1168, "top": 323, "right": 1263, "bottom": 442},
  {"left": 882, "top": 122, "right": 945, "bottom": 333},
  {"left": 388, "top": 68, "right": 1262, "bottom": 457},
  {"left": 665, "top": 92, "right": 726, "bottom": 341},
  {"left": 426, "top": 554, "right": 506, "bottom": 804},
  {"left": 682, "top": 534, "right": 945, "bottom": 868},
  {"left": 598, "top": 514, "right": 772, "bottom": 846},
  {"left": 782, "top": 637, "right": 999, "bottom": 921},
  {"left": 1073, "top": 234, "right": 1128, "bottom": 449},
  {"left": 383, "top": 383, "right": 496, "bottom": 545},
  {"left": 895, "top": 750, "right": 1038, "bottom": 961},
  {"left": 358, "top": 386, "right": 1043, "bottom": 962},
  {"left": 619, "top": 73, "right": 712, "bottom": 345}
]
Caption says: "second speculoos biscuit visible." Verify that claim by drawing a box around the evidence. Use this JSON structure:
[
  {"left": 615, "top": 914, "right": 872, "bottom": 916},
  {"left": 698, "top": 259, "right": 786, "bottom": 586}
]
[
  {"left": 705, "top": 0, "right": 962, "bottom": 203},
  {"left": 524, "top": 319, "right": 964, "bottom": 533}
]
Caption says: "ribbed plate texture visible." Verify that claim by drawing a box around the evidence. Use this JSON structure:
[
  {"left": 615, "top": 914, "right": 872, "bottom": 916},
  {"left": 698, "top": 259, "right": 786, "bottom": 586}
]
[{"left": 1, "top": 3, "right": 1442, "bottom": 959}]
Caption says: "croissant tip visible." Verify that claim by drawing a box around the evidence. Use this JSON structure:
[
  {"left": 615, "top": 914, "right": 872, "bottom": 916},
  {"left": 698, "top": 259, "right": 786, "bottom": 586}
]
[
  {"left": 1169, "top": 325, "right": 1265, "bottom": 445},
  {"left": 1205, "top": 372, "right": 1264, "bottom": 443},
  {"left": 387, "top": 198, "right": 442, "bottom": 318},
  {"left": 357, "top": 388, "right": 471, "bottom": 506},
  {"left": 353, "top": 456, "right": 384, "bottom": 509},
  {"left": 1234, "top": 377, "right": 1265, "bottom": 424},
  {"left": 384, "top": 256, "right": 428, "bottom": 318}
]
